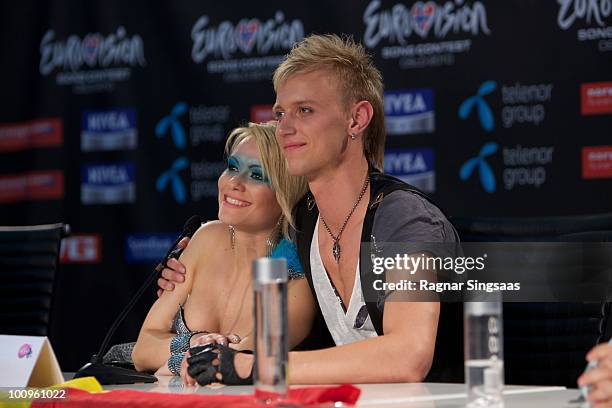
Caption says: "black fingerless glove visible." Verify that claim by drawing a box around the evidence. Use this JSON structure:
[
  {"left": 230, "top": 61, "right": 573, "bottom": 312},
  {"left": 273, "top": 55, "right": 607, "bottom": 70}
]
[{"left": 187, "top": 344, "right": 253, "bottom": 386}]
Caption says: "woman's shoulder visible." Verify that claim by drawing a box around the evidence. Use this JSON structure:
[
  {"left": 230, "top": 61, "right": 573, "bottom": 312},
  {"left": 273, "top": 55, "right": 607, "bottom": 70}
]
[
  {"left": 191, "top": 220, "right": 230, "bottom": 246},
  {"left": 183, "top": 220, "right": 230, "bottom": 277}
]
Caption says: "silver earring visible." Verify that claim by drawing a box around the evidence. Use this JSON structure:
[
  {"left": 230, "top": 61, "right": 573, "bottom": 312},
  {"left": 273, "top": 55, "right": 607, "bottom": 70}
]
[
  {"left": 351, "top": 133, "right": 357, "bottom": 140},
  {"left": 229, "top": 225, "right": 235, "bottom": 249}
]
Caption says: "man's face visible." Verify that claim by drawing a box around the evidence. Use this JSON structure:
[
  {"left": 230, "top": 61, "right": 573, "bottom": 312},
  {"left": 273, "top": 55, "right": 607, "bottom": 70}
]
[{"left": 273, "top": 70, "right": 351, "bottom": 178}]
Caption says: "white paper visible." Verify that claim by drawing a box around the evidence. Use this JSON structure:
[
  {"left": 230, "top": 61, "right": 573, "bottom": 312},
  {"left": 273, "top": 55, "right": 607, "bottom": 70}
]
[{"left": 0, "top": 335, "right": 63, "bottom": 387}]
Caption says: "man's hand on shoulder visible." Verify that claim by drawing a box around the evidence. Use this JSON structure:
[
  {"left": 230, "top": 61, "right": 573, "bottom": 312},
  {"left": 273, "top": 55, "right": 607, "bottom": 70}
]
[{"left": 156, "top": 220, "right": 227, "bottom": 297}]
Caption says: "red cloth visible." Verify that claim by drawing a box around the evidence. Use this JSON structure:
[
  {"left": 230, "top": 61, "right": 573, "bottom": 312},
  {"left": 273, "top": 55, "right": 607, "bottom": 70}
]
[{"left": 32, "top": 385, "right": 360, "bottom": 408}]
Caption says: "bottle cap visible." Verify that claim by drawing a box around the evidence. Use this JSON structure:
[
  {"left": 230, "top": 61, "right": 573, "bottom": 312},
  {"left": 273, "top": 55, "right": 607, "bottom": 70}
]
[{"left": 253, "top": 257, "right": 288, "bottom": 286}]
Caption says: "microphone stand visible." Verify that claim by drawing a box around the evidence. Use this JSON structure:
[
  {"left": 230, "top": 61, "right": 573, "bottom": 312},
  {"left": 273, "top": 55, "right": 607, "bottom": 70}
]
[{"left": 73, "top": 216, "right": 202, "bottom": 384}]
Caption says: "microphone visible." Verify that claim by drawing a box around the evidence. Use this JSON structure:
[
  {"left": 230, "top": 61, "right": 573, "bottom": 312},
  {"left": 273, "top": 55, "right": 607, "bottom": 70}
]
[{"left": 73, "top": 215, "right": 203, "bottom": 384}]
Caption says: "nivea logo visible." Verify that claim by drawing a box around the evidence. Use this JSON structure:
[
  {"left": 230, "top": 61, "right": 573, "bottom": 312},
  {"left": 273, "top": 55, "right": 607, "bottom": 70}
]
[
  {"left": 81, "top": 109, "right": 137, "bottom": 152},
  {"left": 83, "top": 163, "right": 134, "bottom": 185},
  {"left": 385, "top": 149, "right": 433, "bottom": 175},
  {"left": 385, "top": 148, "right": 436, "bottom": 192},
  {"left": 385, "top": 89, "right": 432, "bottom": 115},
  {"left": 191, "top": 11, "right": 304, "bottom": 62},
  {"left": 81, "top": 162, "right": 135, "bottom": 204},
  {"left": 384, "top": 89, "right": 435, "bottom": 135},
  {"left": 85, "top": 109, "right": 134, "bottom": 131}
]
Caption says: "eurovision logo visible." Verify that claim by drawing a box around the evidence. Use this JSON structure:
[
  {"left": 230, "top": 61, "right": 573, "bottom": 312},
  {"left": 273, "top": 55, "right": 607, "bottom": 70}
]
[
  {"left": 191, "top": 11, "right": 304, "bottom": 82},
  {"left": 81, "top": 108, "right": 137, "bottom": 151},
  {"left": 18, "top": 344, "right": 32, "bottom": 359},
  {"left": 363, "top": 0, "right": 491, "bottom": 69},
  {"left": 384, "top": 89, "right": 435, "bottom": 135},
  {"left": 384, "top": 148, "right": 436, "bottom": 193},
  {"left": 39, "top": 27, "right": 146, "bottom": 93},
  {"left": 557, "top": 0, "right": 612, "bottom": 52}
]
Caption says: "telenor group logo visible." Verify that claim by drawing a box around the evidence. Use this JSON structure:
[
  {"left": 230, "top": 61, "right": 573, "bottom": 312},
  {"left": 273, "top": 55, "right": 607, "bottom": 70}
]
[
  {"left": 460, "top": 142, "right": 555, "bottom": 193},
  {"left": 154, "top": 103, "right": 228, "bottom": 204},
  {"left": 0, "top": 171, "right": 64, "bottom": 203},
  {"left": 459, "top": 81, "right": 496, "bottom": 132},
  {"left": 0, "top": 118, "right": 63, "bottom": 152},
  {"left": 81, "top": 108, "right": 137, "bottom": 151},
  {"left": 384, "top": 148, "right": 435, "bottom": 193},
  {"left": 125, "top": 233, "right": 179, "bottom": 263},
  {"left": 459, "top": 80, "right": 554, "bottom": 131},
  {"left": 581, "top": 82, "right": 612, "bottom": 115},
  {"left": 459, "top": 142, "right": 498, "bottom": 193},
  {"left": 60, "top": 234, "right": 102, "bottom": 263},
  {"left": 81, "top": 162, "right": 135, "bottom": 204},
  {"left": 384, "top": 89, "right": 435, "bottom": 135},
  {"left": 582, "top": 146, "right": 612, "bottom": 179}
]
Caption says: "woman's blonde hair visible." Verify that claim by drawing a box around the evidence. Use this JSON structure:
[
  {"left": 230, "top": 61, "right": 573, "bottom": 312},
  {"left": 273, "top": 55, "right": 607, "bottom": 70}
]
[
  {"left": 224, "top": 121, "right": 307, "bottom": 239},
  {"left": 273, "top": 33, "right": 385, "bottom": 170}
]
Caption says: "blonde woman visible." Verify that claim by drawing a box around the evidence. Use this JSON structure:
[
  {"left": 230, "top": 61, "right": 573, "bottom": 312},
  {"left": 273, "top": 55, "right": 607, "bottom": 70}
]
[{"left": 132, "top": 122, "right": 315, "bottom": 383}]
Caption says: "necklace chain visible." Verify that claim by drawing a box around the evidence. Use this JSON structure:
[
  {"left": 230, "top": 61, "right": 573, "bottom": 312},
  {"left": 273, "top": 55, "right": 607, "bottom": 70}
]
[{"left": 319, "top": 173, "right": 370, "bottom": 263}]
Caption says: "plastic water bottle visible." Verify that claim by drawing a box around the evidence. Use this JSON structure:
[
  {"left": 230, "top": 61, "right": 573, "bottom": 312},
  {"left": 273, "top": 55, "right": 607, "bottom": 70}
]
[
  {"left": 253, "top": 258, "right": 288, "bottom": 402},
  {"left": 464, "top": 301, "right": 504, "bottom": 407}
]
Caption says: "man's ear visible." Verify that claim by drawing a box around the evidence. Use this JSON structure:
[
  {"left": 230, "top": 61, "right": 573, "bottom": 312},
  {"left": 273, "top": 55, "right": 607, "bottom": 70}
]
[{"left": 348, "top": 100, "right": 374, "bottom": 137}]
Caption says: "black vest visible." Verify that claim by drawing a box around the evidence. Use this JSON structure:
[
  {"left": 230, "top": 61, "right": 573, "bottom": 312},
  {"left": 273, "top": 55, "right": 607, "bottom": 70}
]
[
  {"left": 293, "top": 168, "right": 441, "bottom": 336},
  {"left": 292, "top": 168, "right": 465, "bottom": 382}
]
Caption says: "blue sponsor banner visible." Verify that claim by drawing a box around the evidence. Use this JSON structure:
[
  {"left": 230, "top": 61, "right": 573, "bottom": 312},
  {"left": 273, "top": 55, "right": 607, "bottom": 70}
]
[
  {"left": 125, "top": 233, "right": 179, "bottom": 264},
  {"left": 81, "top": 162, "right": 136, "bottom": 204},
  {"left": 384, "top": 89, "right": 435, "bottom": 135},
  {"left": 81, "top": 108, "right": 137, "bottom": 151},
  {"left": 384, "top": 148, "right": 436, "bottom": 193}
]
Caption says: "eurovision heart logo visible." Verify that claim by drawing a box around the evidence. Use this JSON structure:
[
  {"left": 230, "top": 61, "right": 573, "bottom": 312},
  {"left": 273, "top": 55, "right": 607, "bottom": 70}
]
[
  {"left": 18, "top": 344, "right": 32, "bottom": 359},
  {"left": 83, "top": 34, "right": 102, "bottom": 66},
  {"left": 237, "top": 19, "right": 259, "bottom": 54},
  {"left": 411, "top": 1, "right": 436, "bottom": 38}
]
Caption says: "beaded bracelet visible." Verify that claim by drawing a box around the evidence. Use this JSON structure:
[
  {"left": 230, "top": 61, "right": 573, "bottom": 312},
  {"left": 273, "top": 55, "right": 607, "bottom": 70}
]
[
  {"left": 170, "top": 331, "right": 208, "bottom": 354},
  {"left": 167, "top": 351, "right": 186, "bottom": 376},
  {"left": 169, "top": 333, "right": 191, "bottom": 353}
]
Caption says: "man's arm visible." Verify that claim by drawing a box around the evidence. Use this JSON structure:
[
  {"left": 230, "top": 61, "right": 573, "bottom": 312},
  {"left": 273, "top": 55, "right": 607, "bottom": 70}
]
[
  {"left": 287, "top": 300, "right": 439, "bottom": 384},
  {"left": 231, "top": 298, "right": 439, "bottom": 384}
]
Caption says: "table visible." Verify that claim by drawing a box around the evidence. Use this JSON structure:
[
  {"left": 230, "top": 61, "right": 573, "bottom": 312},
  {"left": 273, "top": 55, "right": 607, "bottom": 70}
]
[{"left": 96, "top": 375, "right": 581, "bottom": 407}]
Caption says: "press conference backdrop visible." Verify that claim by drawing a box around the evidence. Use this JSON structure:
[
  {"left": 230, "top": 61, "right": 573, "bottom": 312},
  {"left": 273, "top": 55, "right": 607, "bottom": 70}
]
[{"left": 0, "top": 1, "right": 610, "bottom": 370}]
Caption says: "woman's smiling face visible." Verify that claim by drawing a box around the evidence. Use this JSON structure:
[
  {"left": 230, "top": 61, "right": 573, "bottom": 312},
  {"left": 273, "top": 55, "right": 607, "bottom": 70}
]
[{"left": 218, "top": 136, "right": 281, "bottom": 232}]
